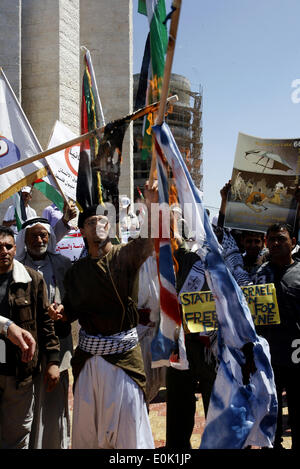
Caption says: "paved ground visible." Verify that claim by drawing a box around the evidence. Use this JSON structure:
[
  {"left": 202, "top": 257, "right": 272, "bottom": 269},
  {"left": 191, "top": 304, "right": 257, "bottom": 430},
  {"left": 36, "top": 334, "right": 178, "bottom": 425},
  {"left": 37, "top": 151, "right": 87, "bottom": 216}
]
[
  {"left": 147, "top": 388, "right": 204, "bottom": 448},
  {"left": 68, "top": 375, "right": 292, "bottom": 449},
  {"left": 147, "top": 388, "right": 292, "bottom": 449}
]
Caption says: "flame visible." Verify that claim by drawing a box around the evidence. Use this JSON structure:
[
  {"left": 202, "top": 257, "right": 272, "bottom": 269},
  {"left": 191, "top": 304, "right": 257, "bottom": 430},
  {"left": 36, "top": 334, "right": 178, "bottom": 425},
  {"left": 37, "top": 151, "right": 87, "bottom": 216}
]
[
  {"left": 148, "top": 75, "right": 163, "bottom": 98},
  {"left": 185, "top": 148, "right": 191, "bottom": 163},
  {"left": 169, "top": 183, "right": 178, "bottom": 205},
  {"left": 143, "top": 75, "right": 164, "bottom": 140},
  {"left": 146, "top": 112, "right": 154, "bottom": 135},
  {"left": 183, "top": 147, "right": 191, "bottom": 171}
]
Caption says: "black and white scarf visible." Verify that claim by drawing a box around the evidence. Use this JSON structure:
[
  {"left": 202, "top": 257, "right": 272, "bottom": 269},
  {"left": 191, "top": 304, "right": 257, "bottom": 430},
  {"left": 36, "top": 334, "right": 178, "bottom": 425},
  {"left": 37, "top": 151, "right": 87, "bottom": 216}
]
[{"left": 78, "top": 327, "right": 138, "bottom": 356}]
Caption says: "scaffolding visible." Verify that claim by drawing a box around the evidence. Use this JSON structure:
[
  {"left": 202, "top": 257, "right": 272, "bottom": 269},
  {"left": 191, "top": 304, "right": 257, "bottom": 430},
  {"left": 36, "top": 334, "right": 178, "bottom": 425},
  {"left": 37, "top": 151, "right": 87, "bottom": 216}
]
[{"left": 133, "top": 73, "right": 203, "bottom": 198}]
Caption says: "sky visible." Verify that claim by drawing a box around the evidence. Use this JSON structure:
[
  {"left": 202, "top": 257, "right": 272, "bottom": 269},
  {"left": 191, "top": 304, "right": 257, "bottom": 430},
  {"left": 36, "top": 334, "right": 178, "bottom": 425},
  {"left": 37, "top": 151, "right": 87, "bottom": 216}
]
[{"left": 133, "top": 0, "right": 300, "bottom": 218}]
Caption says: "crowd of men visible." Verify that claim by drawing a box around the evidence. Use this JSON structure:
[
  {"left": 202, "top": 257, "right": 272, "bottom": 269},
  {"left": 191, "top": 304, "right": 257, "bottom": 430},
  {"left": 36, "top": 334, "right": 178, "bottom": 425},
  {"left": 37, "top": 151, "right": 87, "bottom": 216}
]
[{"left": 0, "top": 181, "right": 300, "bottom": 450}]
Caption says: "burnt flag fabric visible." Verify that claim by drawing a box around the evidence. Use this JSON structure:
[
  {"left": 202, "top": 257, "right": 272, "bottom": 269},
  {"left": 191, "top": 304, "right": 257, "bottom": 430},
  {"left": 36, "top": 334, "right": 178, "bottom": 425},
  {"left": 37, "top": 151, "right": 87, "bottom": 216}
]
[
  {"left": 76, "top": 52, "right": 129, "bottom": 217},
  {"left": 76, "top": 52, "right": 101, "bottom": 211}
]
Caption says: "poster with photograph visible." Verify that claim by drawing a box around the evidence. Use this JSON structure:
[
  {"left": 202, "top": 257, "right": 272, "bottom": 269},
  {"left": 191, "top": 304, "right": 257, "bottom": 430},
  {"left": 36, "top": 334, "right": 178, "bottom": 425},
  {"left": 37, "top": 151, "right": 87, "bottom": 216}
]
[{"left": 224, "top": 132, "right": 300, "bottom": 233}]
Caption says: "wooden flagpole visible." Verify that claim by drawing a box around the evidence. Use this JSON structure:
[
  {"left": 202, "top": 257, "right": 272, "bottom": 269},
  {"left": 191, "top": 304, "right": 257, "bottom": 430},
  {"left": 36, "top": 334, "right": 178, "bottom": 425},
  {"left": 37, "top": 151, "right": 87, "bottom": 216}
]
[
  {"left": 0, "top": 95, "right": 178, "bottom": 177},
  {"left": 156, "top": 0, "right": 182, "bottom": 126},
  {"left": 45, "top": 164, "right": 70, "bottom": 207},
  {"left": 149, "top": 0, "right": 182, "bottom": 186}
]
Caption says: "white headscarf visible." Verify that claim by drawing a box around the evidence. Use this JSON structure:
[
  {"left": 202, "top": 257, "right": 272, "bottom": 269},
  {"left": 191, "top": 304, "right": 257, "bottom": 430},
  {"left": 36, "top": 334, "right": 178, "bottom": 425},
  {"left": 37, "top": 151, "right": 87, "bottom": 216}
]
[{"left": 15, "top": 218, "right": 58, "bottom": 262}]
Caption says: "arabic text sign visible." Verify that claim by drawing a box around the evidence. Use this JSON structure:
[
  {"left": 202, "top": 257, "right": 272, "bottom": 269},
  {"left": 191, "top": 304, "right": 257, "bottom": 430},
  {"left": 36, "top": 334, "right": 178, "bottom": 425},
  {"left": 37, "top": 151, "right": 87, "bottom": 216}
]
[
  {"left": 45, "top": 120, "right": 79, "bottom": 201},
  {"left": 55, "top": 229, "right": 84, "bottom": 262},
  {"left": 181, "top": 283, "right": 280, "bottom": 333}
]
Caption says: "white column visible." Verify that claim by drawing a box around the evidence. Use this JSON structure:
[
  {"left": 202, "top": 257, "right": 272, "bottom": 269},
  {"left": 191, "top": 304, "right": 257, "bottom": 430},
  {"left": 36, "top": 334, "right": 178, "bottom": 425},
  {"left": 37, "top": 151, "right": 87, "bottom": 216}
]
[
  {"left": 21, "top": 0, "right": 80, "bottom": 214},
  {"left": 80, "top": 0, "right": 133, "bottom": 201},
  {"left": 0, "top": 0, "right": 22, "bottom": 222},
  {"left": 22, "top": 0, "right": 80, "bottom": 147},
  {"left": 0, "top": 0, "right": 21, "bottom": 100}
]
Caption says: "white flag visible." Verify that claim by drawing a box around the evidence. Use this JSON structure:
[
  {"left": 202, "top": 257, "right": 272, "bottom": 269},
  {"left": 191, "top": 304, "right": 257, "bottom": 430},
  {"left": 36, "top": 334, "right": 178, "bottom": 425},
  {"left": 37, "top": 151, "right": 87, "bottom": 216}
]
[
  {"left": 0, "top": 68, "right": 47, "bottom": 202},
  {"left": 45, "top": 120, "right": 79, "bottom": 202}
]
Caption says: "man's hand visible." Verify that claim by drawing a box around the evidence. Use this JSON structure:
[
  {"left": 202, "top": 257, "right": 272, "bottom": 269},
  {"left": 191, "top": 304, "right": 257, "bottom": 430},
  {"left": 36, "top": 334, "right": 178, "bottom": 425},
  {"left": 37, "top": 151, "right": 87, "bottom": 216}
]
[
  {"left": 44, "top": 363, "right": 60, "bottom": 392},
  {"left": 144, "top": 179, "right": 159, "bottom": 206},
  {"left": 220, "top": 180, "right": 231, "bottom": 202},
  {"left": 219, "top": 180, "right": 232, "bottom": 218},
  {"left": 62, "top": 200, "right": 77, "bottom": 225},
  {"left": 48, "top": 303, "right": 67, "bottom": 322},
  {"left": 7, "top": 323, "right": 36, "bottom": 363},
  {"left": 144, "top": 180, "right": 158, "bottom": 241}
]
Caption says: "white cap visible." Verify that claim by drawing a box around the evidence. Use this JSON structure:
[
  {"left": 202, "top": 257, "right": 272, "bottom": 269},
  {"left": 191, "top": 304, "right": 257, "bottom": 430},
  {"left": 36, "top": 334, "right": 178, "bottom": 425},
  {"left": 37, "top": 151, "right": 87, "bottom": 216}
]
[
  {"left": 21, "top": 186, "right": 32, "bottom": 193},
  {"left": 212, "top": 215, "right": 218, "bottom": 226},
  {"left": 120, "top": 196, "right": 130, "bottom": 209}
]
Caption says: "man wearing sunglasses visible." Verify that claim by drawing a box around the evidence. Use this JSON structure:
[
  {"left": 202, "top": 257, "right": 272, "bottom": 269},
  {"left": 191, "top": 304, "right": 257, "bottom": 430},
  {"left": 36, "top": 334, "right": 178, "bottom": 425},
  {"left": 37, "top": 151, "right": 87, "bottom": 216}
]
[{"left": 48, "top": 182, "right": 158, "bottom": 449}]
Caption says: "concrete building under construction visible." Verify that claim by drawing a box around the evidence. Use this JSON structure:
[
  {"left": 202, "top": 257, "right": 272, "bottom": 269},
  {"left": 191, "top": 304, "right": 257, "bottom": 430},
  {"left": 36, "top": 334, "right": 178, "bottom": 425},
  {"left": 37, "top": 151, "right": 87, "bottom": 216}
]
[{"left": 133, "top": 73, "right": 203, "bottom": 198}]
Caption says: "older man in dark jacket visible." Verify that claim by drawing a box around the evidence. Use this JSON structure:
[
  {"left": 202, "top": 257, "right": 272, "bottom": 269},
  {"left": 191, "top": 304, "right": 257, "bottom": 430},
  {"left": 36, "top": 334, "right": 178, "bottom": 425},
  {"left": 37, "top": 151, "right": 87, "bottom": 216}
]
[{"left": 0, "top": 225, "right": 60, "bottom": 449}]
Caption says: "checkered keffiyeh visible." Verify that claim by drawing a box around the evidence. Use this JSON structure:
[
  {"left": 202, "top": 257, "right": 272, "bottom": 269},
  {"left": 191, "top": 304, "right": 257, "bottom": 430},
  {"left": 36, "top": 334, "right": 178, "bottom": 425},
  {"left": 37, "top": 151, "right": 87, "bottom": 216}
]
[
  {"left": 219, "top": 229, "right": 251, "bottom": 286},
  {"left": 78, "top": 327, "right": 138, "bottom": 355}
]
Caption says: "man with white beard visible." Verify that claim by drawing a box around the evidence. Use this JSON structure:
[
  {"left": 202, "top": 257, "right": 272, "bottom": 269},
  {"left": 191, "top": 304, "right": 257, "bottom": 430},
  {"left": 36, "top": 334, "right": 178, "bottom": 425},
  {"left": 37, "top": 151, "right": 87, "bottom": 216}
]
[{"left": 16, "top": 218, "right": 73, "bottom": 449}]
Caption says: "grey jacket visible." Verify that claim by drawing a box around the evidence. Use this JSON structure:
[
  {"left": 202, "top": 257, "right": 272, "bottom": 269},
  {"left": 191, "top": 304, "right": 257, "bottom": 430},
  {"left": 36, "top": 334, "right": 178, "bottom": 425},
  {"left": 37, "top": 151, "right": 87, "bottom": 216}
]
[{"left": 22, "top": 252, "right": 73, "bottom": 372}]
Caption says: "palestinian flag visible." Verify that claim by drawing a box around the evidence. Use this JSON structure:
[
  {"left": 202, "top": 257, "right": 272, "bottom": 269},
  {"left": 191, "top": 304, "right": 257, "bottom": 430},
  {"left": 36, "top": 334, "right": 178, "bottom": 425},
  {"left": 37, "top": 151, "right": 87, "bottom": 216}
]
[
  {"left": 34, "top": 176, "right": 64, "bottom": 212},
  {"left": 137, "top": 0, "right": 168, "bottom": 160},
  {"left": 12, "top": 191, "right": 27, "bottom": 232}
]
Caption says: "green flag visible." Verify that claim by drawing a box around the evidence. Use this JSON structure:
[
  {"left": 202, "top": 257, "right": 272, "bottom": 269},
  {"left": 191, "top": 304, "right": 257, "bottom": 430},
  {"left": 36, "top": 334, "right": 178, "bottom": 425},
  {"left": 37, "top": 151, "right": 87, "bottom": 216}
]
[{"left": 138, "top": 0, "right": 168, "bottom": 160}]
